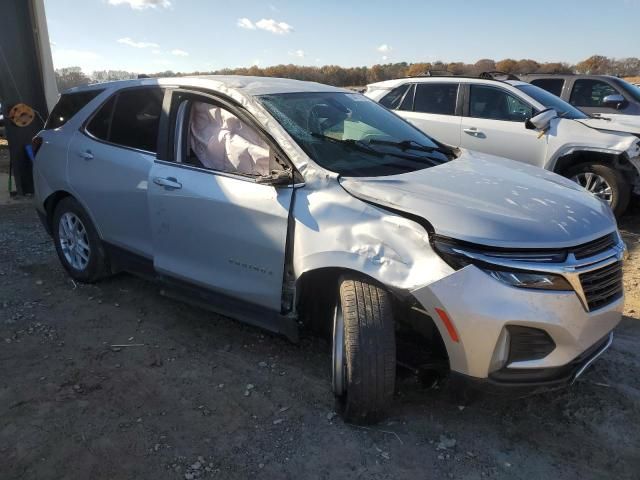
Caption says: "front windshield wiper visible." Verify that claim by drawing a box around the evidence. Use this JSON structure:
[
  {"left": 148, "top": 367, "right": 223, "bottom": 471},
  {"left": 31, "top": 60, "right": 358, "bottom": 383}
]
[
  {"left": 310, "top": 133, "right": 382, "bottom": 155},
  {"left": 311, "top": 132, "right": 444, "bottom": 166},
  {"left": 368, "top": 138, "right": 441, "bottom": 153}
]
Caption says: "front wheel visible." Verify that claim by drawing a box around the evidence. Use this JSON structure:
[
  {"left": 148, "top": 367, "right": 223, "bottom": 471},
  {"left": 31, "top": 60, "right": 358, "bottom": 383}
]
[
  {"left": 333, "top": 275, "right": 396, "bottom": 424},
  {"left": 565, "top": 162, "right": 631, "bottom": 218}
]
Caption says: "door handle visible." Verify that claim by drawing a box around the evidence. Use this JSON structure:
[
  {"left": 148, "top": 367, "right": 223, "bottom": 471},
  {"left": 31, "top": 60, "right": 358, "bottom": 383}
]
[
  {"left": 153, "top": 176, "right": 182, "bottom": 190},
  {"left": 463, "top": 127, "right": 484, "bottom": 137},
  {"left": 77, "top": 150, "right": 94, "bottom": 160}
]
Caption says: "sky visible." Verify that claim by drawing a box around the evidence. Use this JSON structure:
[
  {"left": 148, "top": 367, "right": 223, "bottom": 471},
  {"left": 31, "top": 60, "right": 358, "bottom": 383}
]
[{"left": 44, "top": 0, "right": 640, "bottom": 74}]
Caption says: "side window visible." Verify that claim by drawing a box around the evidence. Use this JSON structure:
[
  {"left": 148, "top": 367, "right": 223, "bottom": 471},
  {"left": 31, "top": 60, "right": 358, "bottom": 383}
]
[
  {"left": 570, "top": 80, "right": 618, "bottom": 107},
  {"left": 413, "top": 83, "right": 459, "bottom": 115},
  {"left": 469, "top": 85, "right": 533, "bottom": 122},
  {"left": 86, "top": 96, "right": 116, "bottom": 141},
  {"left": 110, "top": 88, "right": 164, "bottom": 152},
  {"left": 183, "top": 100, "right": 271, "bottom": 177},
  {"left": 531, "top": 78, "right": 564, "bottom": 97},
  {"left": 45, "top": 90, "right": 103, "bottom": 130},
  {"left": 379, "top": 84, "right": 411, "bottom": 109}
]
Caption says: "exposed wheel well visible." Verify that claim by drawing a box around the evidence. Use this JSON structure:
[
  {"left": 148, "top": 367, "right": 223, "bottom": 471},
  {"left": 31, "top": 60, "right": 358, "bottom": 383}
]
[
  {"left": 296, "top": 267, "right": 449, "bottom": 372},
  {"left": 553, "top": 150, "right": 638, "bottom": 185}
]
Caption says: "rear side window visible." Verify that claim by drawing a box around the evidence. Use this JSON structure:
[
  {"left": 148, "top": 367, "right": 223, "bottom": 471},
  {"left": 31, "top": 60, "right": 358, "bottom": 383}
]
[
  {"left": 86, "top": 96, "right": 115, "bottom": 140},
  {"left": 84, "top": 88, "right": 164, "bottom": 153},
  {"left": 379, "top": 84, "right": 411, "bottom": 109},
  {"left": 45, "top": 90, "right": 103, "bottom": 129},
  {"left": 530, "top": 78, "right": 564, "bottom": 97},
  {"left": 413, "top": 83, "right": 458, "bottom": 115},
  {"left": 570, "top": 80, "right": 618, "bottom": 107}
]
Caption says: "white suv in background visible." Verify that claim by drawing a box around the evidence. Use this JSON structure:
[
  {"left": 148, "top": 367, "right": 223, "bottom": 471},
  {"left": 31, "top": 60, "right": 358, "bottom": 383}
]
[{"left": 366, "top": 76, "right": 640, "bottom": 217}]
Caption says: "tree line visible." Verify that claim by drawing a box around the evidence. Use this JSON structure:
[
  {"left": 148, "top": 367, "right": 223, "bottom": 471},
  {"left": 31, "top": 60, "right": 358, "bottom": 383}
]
[{"left": 55, "top": 55, "right": 640, "bottom": 91}]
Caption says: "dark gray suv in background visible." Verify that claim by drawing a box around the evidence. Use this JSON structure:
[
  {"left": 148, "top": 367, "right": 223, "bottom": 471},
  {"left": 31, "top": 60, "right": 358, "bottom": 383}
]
[{"left": 521, "top": 74, "right": 640, "bottom": 117}]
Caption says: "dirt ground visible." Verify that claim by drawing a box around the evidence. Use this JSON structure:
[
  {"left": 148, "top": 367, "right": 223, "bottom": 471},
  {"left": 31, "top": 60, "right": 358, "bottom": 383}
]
[{"left": 1, "top": 170, "right": 639, "bottom": 479}]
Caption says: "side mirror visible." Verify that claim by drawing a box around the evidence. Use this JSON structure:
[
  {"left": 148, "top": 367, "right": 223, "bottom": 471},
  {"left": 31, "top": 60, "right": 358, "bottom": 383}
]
[
  {"left": 255, "top": 169, "right": 294, "bottom": 186},
  {"left": 602, "top": 94, "right": 626, "bottom": 109},
  {"left": 525, "top": 108, "right": 558, "bottom": 130}
]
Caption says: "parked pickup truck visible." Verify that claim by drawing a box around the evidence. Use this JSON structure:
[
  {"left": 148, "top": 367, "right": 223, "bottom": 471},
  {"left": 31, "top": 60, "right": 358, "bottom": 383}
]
[
  {"left": 366, "top": 75, "right": 640, "bottom": 217},
  {"left": 519, "top": 74, "right": 640, "bottom": 118}
]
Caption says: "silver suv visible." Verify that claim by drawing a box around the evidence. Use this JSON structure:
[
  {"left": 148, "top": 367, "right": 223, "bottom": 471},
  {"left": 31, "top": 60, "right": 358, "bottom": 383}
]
[{"left": 33, "top": 76, "right": 626, "bottom": 423}]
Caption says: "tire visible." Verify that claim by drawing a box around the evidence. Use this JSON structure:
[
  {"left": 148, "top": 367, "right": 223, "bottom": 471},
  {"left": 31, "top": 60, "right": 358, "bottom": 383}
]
[
  {"left": 52, "top": 197, "right": 110, "bottom": 283},
  {"left": 565, "top": 162, "right": 631, "bottom": 218},
  {"left": 332, "top": 275, "right": 396, "bottom": 424}
]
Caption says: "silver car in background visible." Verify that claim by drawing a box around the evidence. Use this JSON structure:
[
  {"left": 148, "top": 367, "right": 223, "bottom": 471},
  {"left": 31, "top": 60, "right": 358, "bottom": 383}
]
[{"left": 32, "top": 76, "right": 625, "bottom": 423}]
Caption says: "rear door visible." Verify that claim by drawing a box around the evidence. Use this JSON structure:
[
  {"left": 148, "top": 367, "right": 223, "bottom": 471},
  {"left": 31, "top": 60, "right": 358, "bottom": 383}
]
[
  {"left": 530, "top": 78, "right": 565, "bottom": 98},
  {"left": 67, "top": 87, "right": 163, "bottom": 257},
  {"left": 460, "top": 84, "right": 547, "bottom": 167},
  {"left": 148, "top": 90, "right": 293, "bottom": 312},
  {"left": 394, "top": 82, "right": 462, "bottom": 147}
]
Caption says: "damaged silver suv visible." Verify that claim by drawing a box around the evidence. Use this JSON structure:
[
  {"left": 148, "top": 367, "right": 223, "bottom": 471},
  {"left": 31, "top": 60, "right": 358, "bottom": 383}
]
[{"left": 33, "top": 76, "right": 626, "bottom": 424}]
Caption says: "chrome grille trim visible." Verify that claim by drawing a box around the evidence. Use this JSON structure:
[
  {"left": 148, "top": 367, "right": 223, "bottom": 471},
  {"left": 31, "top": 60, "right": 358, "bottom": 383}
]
[{"left": 453, "top": 233, "right": 626, "bottom": 312}]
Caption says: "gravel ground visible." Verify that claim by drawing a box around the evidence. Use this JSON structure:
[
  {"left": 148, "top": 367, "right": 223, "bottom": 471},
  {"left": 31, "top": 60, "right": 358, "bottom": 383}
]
[{"left": 1, "top": 195, "right": 639, "bottom": 480}]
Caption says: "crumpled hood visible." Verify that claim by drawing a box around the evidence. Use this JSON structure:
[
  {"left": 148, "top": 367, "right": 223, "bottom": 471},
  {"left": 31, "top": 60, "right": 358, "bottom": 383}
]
[
  {"left": 340, "top": 150, "right": 617, "bottom": 248},
  {"left": 576, "top": 116, "right": 640, "bottom": 135}
]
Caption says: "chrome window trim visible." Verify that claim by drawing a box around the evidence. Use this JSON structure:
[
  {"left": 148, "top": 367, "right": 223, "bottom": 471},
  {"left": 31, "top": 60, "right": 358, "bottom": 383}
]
[
  {"left": 455, "top": 239, "right": 626, "bottom": 311},
  {"left": 154, "top": 159, "right": 267, "bottom": 184}
]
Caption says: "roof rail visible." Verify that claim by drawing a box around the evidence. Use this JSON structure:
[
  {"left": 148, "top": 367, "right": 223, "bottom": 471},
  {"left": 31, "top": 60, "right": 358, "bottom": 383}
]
[{"left": 479, "top": 71, "right": 521, "bottom": 81}]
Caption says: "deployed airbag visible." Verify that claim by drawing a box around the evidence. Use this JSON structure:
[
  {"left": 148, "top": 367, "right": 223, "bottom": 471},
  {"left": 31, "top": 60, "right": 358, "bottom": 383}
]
[{"left": 189, "top": 101, "right": 270, "bottom": 176}]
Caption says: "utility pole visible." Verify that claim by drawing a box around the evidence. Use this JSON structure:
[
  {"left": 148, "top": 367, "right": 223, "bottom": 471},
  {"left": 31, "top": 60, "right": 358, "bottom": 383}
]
[{"left": 0, "top": 0, "right": 58, "bottom": 195}]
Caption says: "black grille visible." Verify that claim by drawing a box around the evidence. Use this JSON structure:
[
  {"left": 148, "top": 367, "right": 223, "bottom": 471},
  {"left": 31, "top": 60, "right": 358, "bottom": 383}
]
[
  {"left": 580, "top": 261, "right": 623, "bottom": 311},
  {"left": 573, "top": 233, "right": 617, "bottom": 260},
  {"left": 506, "top": 326, "right": 556, "bottom": 363}
]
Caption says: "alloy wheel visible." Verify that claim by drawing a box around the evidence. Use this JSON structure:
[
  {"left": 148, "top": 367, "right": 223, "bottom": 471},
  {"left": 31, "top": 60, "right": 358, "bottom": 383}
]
[
  {"left": 571, "top": 172, "right": 613, "bottom": 204},
  {"left": 58, "top": 212, "right": 91, "bottom": 270},
  {"left": 332, "top": 301, "right": 347, "bottom": 396}
]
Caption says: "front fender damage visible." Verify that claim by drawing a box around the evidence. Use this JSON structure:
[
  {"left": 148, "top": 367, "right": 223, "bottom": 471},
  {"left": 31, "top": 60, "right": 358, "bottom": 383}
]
[{"left": 292, "top": 180, "right": 452, "bottom": 292}]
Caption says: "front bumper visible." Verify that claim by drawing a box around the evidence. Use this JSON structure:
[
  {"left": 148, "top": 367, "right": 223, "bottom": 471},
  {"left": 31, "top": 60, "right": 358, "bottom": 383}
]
[{"left": 411, "top": 264, "right": 623, "bottom": 381}]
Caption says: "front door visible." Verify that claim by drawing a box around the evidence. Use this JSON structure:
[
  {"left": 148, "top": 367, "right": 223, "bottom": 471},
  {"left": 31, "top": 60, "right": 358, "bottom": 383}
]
[
  {"left": 148, "top": 91, "right": 293, "bottom": 311},
  {"left": 460, "top": 84, "right": 547, "bottom": 167},
  {"left": 569, "top": 79, "right": 625, "bottom": 116}
]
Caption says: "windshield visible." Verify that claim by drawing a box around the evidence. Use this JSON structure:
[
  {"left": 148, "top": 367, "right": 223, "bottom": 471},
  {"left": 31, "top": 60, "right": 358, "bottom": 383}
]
[
  {"left": 612, "top": 78, "right": 640, "bottom": 103},
  {"left": 516, "top": 84, "right": 588, "bottom": 119},
  {"left": 258, "top": 91, "right": 452, "bottom": 177}
]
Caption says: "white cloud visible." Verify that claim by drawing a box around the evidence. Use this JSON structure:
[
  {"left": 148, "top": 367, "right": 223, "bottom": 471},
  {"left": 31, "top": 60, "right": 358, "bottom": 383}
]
[
  {"left": 152, "top": 49, "right": 162, "bottom": 55},
  {"left": 377, "top": 44, "right": 392, "bottom": 53},
  {"left": 170, "top": 49, "right": 189, "bottom": 57},
  {"left": 289, "top": 49, "right": 305, "bottom": 58},
  {"left": 255, "top": 18, "right": 293, "bottom": 34},
  {"left": 238, "top": 17, "right": 293, "bottom": 34},
  {"left": 117, "top": 37, "right": 159, "bottom": 48},
  {"left": 108, "top": 0, "right": 171, "bottom": 9},
  {"left": 382, "top": 55, "right": 388, "bottom": 61},
  {"left": 237, "top": 17, "right": 256, "bottom": 29}
]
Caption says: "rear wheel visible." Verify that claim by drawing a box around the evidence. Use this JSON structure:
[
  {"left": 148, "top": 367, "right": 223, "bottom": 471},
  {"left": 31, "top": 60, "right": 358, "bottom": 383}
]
[
  {"left": 566, "top": 162, "right": 631, "bottom": 218},
  {"left": 332, "top": 275, "right": 396, "bottom": 424},
  {"left": 52, "top": 197, "right": 110, "bottom": 283}
]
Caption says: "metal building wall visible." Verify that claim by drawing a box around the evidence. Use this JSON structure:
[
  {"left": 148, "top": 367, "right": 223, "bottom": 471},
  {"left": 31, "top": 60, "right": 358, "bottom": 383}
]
[{"left": 0, "top": 0, "right": 57, "bottom": 195}]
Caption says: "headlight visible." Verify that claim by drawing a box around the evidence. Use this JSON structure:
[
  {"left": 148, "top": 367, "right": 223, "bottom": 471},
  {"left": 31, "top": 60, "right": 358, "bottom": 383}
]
[
  {"left": 485, "top": 269, "right": 571, "bottom": 290},
  {"left": 433, "top": 239, "right": 572, "bottom": 291}
]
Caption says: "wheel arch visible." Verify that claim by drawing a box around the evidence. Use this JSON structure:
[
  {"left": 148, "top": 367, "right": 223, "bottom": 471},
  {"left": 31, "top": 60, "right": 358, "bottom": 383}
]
[
  {"left": 296, "top": 266, "right": 450, "bottom": 371},
  {"left": 551, "top": 148, "right": 636, "bottom": 179},
  {"left": 43, "top": 190, "right": 104, "bottom": 239}
]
